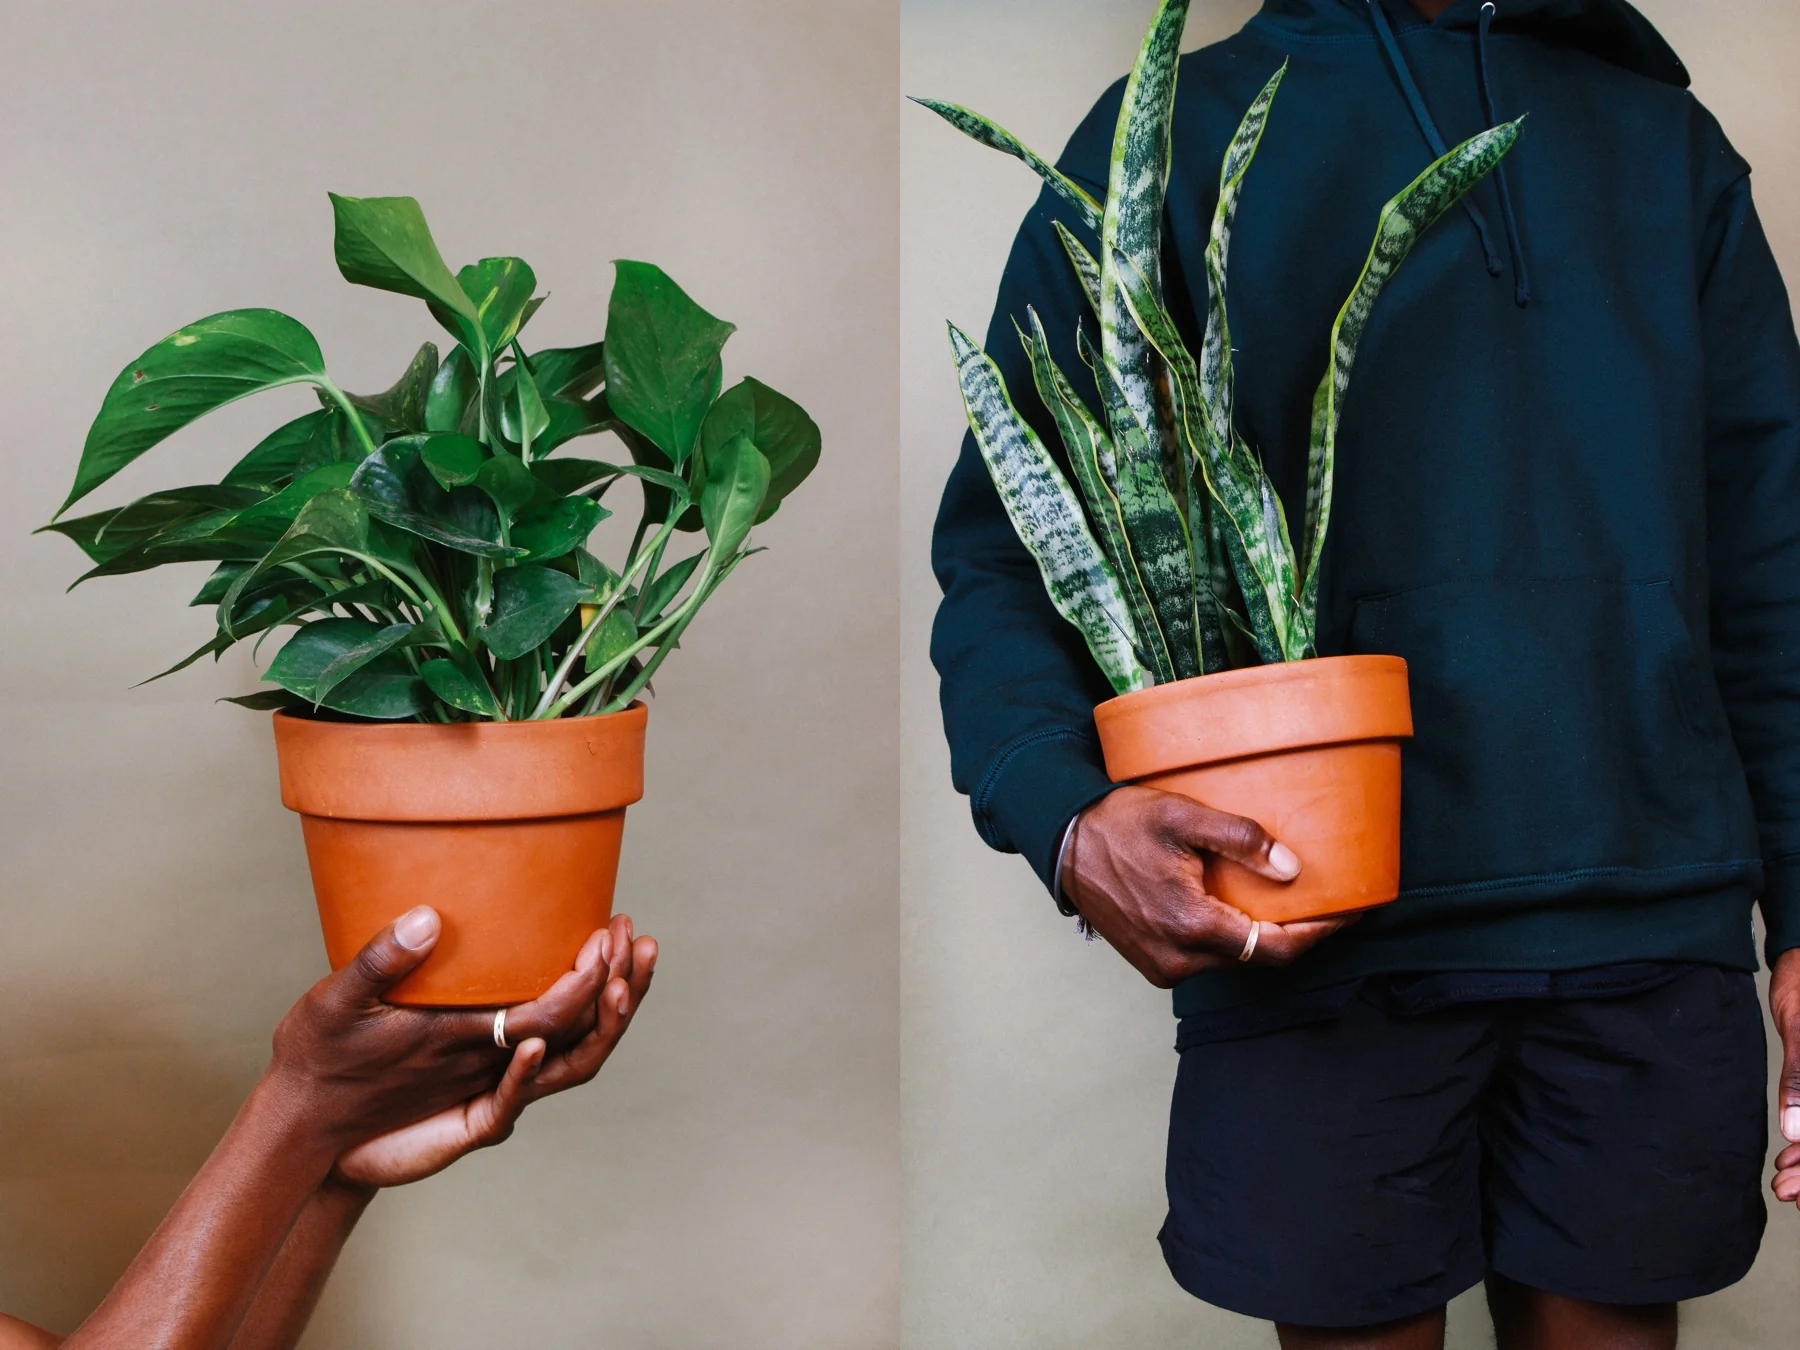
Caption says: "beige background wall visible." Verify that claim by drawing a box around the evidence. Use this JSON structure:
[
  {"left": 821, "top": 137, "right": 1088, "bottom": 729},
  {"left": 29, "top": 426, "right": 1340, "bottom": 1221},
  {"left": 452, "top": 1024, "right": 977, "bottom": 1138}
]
[
  {"left": 901, "top": 1, "right": 1800, "bottom": 1346},
  {"left": 0, "top": 1, "right": 897, "bottom": 1345}
]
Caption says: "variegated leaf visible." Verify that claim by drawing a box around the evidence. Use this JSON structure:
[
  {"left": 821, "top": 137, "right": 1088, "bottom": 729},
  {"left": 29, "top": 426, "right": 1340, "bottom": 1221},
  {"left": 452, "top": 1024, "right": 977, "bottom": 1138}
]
[
  {"left": 912, "top": 99, "right": 1103, "bottom": 235},
  {"left": 1019, "top": 310, "right": 1174, "bottom": 684},
  {"left": 1298, "top": 117, "right": 1523, "bottom": 635},
  {"left": 1201, "top": 62, "right": 1286, "bottom": 453},
  {"left": 1052, "top": 221, "right": 1102, "bottom": 321},
  {"left": 947, "top": 323, "right": 1148, "bottom": 694}
]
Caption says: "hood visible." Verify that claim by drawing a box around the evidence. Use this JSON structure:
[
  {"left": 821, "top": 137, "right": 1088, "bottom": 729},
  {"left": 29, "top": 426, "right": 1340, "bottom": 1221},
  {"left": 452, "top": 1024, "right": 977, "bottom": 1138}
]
[{"left": 1259, "top": 0, "right": 1688, "bottom": 88}]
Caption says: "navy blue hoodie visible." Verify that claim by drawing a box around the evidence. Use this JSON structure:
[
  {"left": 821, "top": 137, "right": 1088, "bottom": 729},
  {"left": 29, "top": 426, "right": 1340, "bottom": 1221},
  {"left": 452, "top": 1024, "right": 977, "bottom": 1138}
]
[{"left": 928, "top": 0, "right": 1800, "bottom": 1014}]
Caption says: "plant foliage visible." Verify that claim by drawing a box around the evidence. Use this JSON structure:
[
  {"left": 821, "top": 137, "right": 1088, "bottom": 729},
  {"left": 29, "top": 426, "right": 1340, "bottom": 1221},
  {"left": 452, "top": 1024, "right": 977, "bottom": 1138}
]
[
  {"left": 918, "top": 0, "right": 1519, "bottom": 693},
  {"left": 44, "top": 195, "right": 821, "bottom": 721}
]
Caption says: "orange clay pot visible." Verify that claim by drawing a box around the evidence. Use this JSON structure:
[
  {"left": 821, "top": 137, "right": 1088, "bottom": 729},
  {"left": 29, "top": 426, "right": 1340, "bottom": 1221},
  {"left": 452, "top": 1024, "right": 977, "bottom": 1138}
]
[
  {"left": 272, "top": 705, "right": 647, "bottom": 1007},
  {"left": 1093, "top": 656, "right": 1412, "bottom": 925}
]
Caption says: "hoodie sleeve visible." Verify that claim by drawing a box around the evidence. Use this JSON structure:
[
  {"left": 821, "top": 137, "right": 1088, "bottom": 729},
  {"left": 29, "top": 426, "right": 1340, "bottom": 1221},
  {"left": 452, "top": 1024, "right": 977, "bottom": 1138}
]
[
  {"left": 1697, "top": 155, "right": 1800, "bottom": 964},
  {"left": 929, "top": 91, "right": 1126, "bottom": 903}
]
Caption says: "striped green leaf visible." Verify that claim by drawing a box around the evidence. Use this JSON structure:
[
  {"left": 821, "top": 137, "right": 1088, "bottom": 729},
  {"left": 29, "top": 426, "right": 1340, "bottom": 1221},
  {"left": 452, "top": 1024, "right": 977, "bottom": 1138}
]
[
  {"left": 1297, "top": 117, "right": 1523, "bottom": 639},
  {"left": 1201, "top": 62, "right": 1286, "bottom": 453},
  {"left": 1018, "top": 309, "right": 1173, "bottom": 684},
  {"left": 1052, "top": 221, "right": 1102, "bottom": 320},
  {"left": 911, "top": 99, "right": 1103, "bottom": 236},
  {"left": 948, "top": 323, "right": 1148, "bottom": 694}
]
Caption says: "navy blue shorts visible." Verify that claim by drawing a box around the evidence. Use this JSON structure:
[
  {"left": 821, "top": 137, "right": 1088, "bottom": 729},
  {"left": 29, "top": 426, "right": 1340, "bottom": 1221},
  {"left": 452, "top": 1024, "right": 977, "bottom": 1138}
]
[{"left": 1160, "top": 964, "right": 1768, "bottom": 1328}]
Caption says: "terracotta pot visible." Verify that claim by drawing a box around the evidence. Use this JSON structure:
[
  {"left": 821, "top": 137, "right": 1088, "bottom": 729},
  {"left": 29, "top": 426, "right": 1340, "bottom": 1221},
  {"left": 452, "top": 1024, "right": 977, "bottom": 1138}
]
[
  {"left": 1093, "top": 656, "right": 1412, "bottom": 924},
  {"left": 272, "top": 705, "right": 647, "bottom": 1006}
]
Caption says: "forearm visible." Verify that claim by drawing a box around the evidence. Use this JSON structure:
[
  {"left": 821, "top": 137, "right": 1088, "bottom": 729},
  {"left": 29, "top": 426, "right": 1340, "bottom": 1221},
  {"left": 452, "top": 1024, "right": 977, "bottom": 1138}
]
[
  {"left": 61, "top": 1072, "right": 341, "bottom": 1350},
  {"left": 224, "top": 1180, "right": 374, "bottom": 1350}
]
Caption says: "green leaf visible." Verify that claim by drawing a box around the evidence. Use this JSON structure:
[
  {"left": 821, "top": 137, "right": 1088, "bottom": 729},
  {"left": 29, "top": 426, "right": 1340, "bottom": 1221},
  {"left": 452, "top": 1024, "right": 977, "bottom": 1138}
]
[
  {"left": 419, "top": 431, "right": 489, "bottom": 488},
  {"left": 700, "top": 433, "right": 770, "bottom": 563},
  {"left": 638, "top": 551, "right": 703, "bottom": 624},
  {"left": 222, "top": 490, "right": 373, "bottom": 626},
  {"left": 512, "top": 496, "right": 607, "bottom": 562},
  {"left": 329, "top": 193, "right": 477, "bottom": 328},
  {"left": 582, "top": 605, "right": 638, "bottom": 673},
  {"left": 420, "top": 657, "right": 503, "bottom": 718},
  {"left": 1297, "top": 118, "right": 1523, "bottom": 643},
  {"left": 617, "top": 424, "right": 702, "bottom": 532},
  {"left": 509, "top": 348, "right": 551, "bottom": 456},
  {"left": 476, "top": 564, "right": 587, "bottom": 660},
  {"left": 311, "top": 621, "right": 423, "bottom": 709},
  {"left": 430, "top": 257, "right": 538, "bottom": 357},
  {"left": 948, "top": 324, "right": 1147, "bottom": 695},
  {"left": 699, "top": 377, "right": 820, "bottom": 521},
  {"left": 474, "top": 452, "right": 538, "bottom": 525},
  {"left": 529, "top": 457, "right": 618, "bottom": 497},
  {"left": 526, "top": 342, "right": 606, "bottom": 400},
  {"left": 910, "top": 98, "right": 1103, "bottom": 235},
  {"left": 221, "top": 461, "right": 360, "bottom": 535},
  {"left": 42, "top": 486, "right": 266, "bottom": 565},
  {"left": 64, "top": 309, "right": 327, "bottom": 513},
  {"left": 222, "top": 410, "right": 331, "bottom": 490},
  {"left": 345, "top": 342, "right": 438, "bottom": 434},
  {"left": 265, "top": 617, "right": 430, "bottom": 719},
  {"left": 351, "top": 436, "right": 520, "bottom": 558},
  {"left": 426, "top": 345, "right": 479, "bottom": 434},
  {"left": 603, "top": 261, "right": 735, "bottom": 465},
  {"left": 222, "top": 689, "right": 307, "bottom": 713}
]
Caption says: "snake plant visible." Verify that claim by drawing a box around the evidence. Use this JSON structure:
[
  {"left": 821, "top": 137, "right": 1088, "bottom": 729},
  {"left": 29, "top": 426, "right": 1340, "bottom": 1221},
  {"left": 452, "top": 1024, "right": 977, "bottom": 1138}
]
[
  {"left": 42, "top": 195, "right": 820, "bottom": 721},
  {"left": 920, "top": 0, "right": 1520, "bottom": 694}
]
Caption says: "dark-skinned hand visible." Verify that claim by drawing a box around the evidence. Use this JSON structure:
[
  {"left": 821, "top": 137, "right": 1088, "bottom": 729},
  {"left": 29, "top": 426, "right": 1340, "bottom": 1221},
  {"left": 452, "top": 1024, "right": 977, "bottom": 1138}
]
[
  {"left": 1062, "top": 785, "right": 1357, "bottom": 989},
  {"left": 1769, "top": 948, "right": 1800, "bottom": 1207}
]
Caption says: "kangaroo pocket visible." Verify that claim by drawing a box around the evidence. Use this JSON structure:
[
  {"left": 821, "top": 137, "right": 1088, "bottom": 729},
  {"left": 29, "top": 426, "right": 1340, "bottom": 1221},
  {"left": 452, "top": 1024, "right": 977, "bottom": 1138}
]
[{"left": 1349, "top": 577, "right": 1757, "bottom": 899}]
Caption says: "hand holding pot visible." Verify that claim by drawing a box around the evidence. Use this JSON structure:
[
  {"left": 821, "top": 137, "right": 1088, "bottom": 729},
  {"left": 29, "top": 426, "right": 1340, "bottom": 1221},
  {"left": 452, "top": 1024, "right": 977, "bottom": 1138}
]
[
  {"left": 333, "top": 912, "right": 659, "bottom": 1190},
  {"left": 1770, "top": 949, "right": 1800, "bottom": 1208},
  {"left": 266, "top": 905, "right": 611, "bottom": 1151},
  {"left": 1062, "top": 786, "right": 1358, "bottom": 989}
]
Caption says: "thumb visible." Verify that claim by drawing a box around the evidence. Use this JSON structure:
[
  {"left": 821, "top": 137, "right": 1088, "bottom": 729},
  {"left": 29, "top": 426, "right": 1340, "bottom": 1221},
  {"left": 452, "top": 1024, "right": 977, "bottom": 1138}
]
[
  {"left": 1162, "top": 795, "right": 1302, "bottom": 885},
  {"left": 340, "top": 906, "right": 441, "bottom": 1000}
]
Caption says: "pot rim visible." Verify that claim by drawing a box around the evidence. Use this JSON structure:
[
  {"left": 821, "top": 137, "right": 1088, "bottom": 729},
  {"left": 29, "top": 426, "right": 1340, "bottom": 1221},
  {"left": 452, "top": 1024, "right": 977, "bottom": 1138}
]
[{"left": 1093, "top": 654, "right": 1412, "bottom": 782}]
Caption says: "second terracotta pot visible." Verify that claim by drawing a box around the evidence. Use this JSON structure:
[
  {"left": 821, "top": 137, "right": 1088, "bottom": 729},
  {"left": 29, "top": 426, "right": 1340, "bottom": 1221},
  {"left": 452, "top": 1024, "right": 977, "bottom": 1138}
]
[
  {"left": 272, "top": 705, "right": 647, "bottom": 1006},
  {"left": 1093, "top": 655, "right": 1413, "bottom": 924}
]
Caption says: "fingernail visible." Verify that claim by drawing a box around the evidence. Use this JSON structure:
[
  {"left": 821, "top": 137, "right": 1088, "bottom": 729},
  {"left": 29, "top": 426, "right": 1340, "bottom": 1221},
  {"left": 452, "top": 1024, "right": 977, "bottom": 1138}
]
[
  {"left": 599, "top": 932, "right": 613, "bottom": 966},
  {"left": 1269, "top": 842, "right": 1301, "bottom": 880},
  {"left": 393, "top": 907, "right": 439, "bottom": 950},
  {"left": 1783, "top": 1106, "right": 1800, "bottom": 1143},
  {"left": 617, "top": 990, "right": 630, "bottom": 1016}
]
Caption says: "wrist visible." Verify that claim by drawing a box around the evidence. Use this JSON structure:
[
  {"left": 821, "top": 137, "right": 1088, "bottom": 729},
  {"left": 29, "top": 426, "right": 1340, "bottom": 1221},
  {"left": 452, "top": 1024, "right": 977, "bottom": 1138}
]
[{"left": 250, "top": 1063, "right": 363, "bottom": 1167}]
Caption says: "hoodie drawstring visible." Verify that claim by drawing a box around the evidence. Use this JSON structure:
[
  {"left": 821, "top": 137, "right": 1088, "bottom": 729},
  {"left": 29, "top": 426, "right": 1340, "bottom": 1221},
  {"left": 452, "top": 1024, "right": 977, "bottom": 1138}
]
[
  {"left": 1364, "top": 0, "right": 1530, "bottom": 307},
  {"left": 1477, "top": 2, "right": 1531, "bottom": 306}
]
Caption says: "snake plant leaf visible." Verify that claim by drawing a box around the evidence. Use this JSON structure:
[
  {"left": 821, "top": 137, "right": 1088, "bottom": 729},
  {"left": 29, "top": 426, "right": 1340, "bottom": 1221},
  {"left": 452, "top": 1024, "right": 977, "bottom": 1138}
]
[
  {"left": 329, "top": 194, "right": 478, "bottom": 332},
  {"left": 351, "top": 437, "right": 523, "bottom": 558},
  {"left": 420, "top": 656, "right": 504, "bottom": 718},
  {"left": 1051, "top": 221, "right": 1102, "bottom": 320},
  {"left": 949, "top": 322, "right": 1148, "bottom": 695},
  {"left": 604, "top": 261, "right": 735, "bottom": 467},
  {"left": 1201, "top": 62, "right": 1286, "bottom": 453},
  {"left": 1298, "top": 118, "right": 1523, "bottom": 633},
  {"left": 265, "top": 617, "right": 431, "bottom": 719},
  {"left": 1113, "top": 249, "right": 1296, "bottom": 663},
  {"left": 430, "top": 257, "right": 537, "bottom": 357},
  {"left": 638, "top": 552, "right": 704, "bottom": 626},
  {"left": 1018, "top": 311, "right": 1173, "bottom": 685},
  {"left": 700, "top": 433, "right": 771, "bottom": 563},
  {"left": 425, "top": 345, "right": 480, "bottom": 434},
  {"left": 1098, "top": 0, "right": 1189, "bottom": 561},
  {"left": 476, "top": 564, "right": 588, "bottom": 660},
  {"left": 419, "top": 432, "right": 489, "bottom": 488},
  {"left": 700, "top": 377, "right": 822, "bottom": 521},
  {"left": 345, "top": 342, "right": 439, "bottom": 434},
  {"left": 511, "top": 496, "right": 608, "bottom": 563},
  {"left": 909, "top": 98, "right": 1103, "bottom": 236},
  {"left": 62, "top": 309, "right": 329, "bottom": 514}
]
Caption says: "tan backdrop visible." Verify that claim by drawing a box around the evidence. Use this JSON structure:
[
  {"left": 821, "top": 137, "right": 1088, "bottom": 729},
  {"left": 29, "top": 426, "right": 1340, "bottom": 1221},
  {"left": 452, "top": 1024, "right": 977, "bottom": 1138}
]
[
  {"left": 901, "top": 1, "right": 1800, "bottom": 1346},
  {"left": 0, "top": 1, "right": 897, "bottom": 1345}
]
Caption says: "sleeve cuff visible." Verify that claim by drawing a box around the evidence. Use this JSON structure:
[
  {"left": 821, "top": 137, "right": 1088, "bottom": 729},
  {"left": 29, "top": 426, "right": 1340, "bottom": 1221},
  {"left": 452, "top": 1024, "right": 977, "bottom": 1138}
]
[
  {"left": 970, "top": 727, "right": 1118, "bottom": 904},
  {"left": 1762, "top": 854, "right": 1800, "bottom": 964}
]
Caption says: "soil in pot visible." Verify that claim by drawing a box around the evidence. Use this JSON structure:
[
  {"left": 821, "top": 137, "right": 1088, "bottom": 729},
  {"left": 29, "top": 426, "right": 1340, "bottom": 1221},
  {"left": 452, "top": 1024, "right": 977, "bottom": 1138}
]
[
  {"left": 273, "top": 705, "right": 647, "bottom": 1006},
  {"left": 1093, "top": 656, "right": 1412, "bottom": 925}
]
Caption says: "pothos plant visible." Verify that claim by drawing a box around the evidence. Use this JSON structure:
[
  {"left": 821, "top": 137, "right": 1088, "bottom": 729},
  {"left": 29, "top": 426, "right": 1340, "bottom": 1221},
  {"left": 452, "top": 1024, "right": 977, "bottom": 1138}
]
[
  {"left": 919, "top": 0, "right": 1518, "bottom": 695},
  {"left": 42, "top": 194, "right": 820, "bottom": 721}
]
